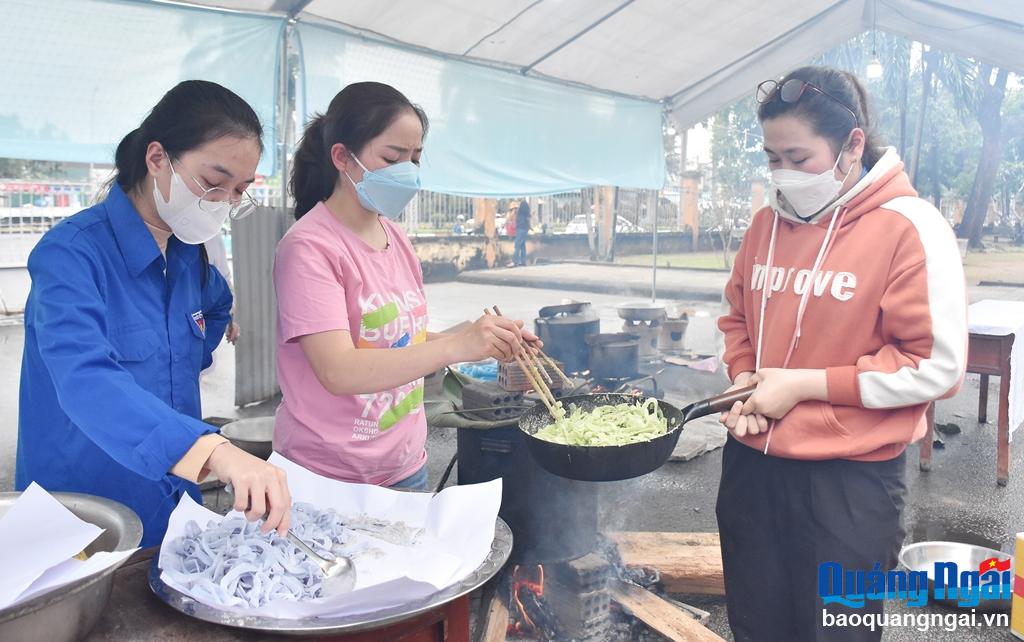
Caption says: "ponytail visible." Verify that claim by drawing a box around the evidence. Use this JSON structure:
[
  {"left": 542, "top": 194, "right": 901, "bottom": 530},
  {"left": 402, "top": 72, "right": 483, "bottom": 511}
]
[
  {"left": 113, "top": 128, "right": 146, "bottom": 191},
  {"left": 290, "top": 115, "right": 338, "bottom": 220},
  {"left": 842, "top": 71, "right": 885, "bottom": 169}
]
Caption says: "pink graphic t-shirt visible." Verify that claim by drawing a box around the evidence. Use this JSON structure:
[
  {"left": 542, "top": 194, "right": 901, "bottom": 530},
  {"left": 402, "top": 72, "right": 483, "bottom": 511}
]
[{"left": 273, "top": 202, "right": 429, "bottom": 485}]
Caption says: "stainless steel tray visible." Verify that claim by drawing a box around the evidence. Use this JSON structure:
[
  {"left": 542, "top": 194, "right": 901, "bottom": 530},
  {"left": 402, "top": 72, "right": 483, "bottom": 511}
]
[{"left": 148, "top": 518, "right": 512, "bottom": 635}]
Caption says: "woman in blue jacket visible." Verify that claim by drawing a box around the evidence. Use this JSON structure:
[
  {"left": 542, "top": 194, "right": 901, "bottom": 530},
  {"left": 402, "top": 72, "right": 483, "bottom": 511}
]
[{"left": 16, "top": 80, "right": 292, "bottom": 546}]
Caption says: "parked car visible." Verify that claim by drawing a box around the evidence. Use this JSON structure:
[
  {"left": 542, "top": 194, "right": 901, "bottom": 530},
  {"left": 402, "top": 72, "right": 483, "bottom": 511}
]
[{"left": 563, "top": 214, "right": 644, "bottom": 234}]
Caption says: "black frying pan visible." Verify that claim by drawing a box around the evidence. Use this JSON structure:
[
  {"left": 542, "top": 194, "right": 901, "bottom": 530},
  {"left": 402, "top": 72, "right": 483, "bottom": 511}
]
[{"left": 519, "top": 386, "right": 755, "bottom": 482}]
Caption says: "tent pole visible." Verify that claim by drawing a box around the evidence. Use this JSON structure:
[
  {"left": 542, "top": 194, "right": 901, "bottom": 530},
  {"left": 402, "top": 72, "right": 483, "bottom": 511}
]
[{"left": 652, "top": 189, "right": 658, "bottom": 302}]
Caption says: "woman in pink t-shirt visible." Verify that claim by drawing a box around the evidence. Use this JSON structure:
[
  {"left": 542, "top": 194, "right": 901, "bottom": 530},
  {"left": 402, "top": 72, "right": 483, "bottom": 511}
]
[{"left": 273, "top": 82, "right": 533, "bottom": 490}]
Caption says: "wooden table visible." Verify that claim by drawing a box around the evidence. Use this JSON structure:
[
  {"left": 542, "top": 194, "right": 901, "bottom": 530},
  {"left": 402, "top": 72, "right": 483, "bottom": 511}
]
[
  {"left": 920, "top": 331, "right": 1015, "bottom": 486},
  {"left": 86, "top": 548, "right": 471, "bottom": 641}
]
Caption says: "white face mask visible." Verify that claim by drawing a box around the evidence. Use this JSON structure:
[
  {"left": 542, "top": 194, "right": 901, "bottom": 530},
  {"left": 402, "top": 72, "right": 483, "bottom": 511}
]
[
  {"left": 768, "top": 151, "right": 854, "bottom": 222},
  {"left": 153, "top": 164, "right": 230, "bottom": 245}
]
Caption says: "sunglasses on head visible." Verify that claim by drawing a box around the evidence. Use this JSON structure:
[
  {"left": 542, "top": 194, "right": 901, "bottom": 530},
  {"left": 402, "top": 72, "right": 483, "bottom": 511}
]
[{"left": 756, "top": 78, "right": 859, "bottom": 127}]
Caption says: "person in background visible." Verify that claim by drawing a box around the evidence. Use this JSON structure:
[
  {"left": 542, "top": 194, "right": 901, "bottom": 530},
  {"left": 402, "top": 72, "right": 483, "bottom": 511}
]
[
  {"left": 513, "top": 198, "right": 531, "bottom": 266},
  {"left": 273, "top": 81, "right": 535, "bottom": 491},
  {"left": 17, "top": 81, "right": 292, "bottom": 546},
  {"left": 504, "top": 201, "right": 517, "bottom": 238},
  {"left": 452, "top": 214, "right": 465, "bottom": 236},
  {"left": 716, "top": 66, "right": 967, "bottom": 641}
]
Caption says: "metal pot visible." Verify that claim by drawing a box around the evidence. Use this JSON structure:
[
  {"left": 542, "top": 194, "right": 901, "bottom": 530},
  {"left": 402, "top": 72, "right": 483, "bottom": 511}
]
[
  {"left": 899, "top": 541, "right": 1014, "bottom": 613},
  {"left": 221, "top": 416, "right": 274, "bottom": 460},
  {"left": 534, "top": 302, "right": 600, "bottom": 374},
  {"left": 0, "top": 492, "right": 142, "bottom": 642},
  {"left": 586, "top": 333, "right": 640, "bottom": 381}
]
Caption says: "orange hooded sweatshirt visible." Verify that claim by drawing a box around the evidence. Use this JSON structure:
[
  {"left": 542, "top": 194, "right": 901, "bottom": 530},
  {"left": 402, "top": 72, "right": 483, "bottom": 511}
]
[{"left": 719, "top": 148, "right": 967, "bottom": 461}]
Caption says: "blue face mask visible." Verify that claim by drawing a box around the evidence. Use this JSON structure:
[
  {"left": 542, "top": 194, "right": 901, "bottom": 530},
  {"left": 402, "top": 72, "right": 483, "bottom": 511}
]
[{"left": 344, "top": 153, "right": 420, "bottom": 217}]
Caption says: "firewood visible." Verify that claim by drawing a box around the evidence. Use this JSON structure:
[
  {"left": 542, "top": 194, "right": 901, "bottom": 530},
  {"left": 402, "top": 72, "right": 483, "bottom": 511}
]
[
  {"left": 479, "top": 585, "right": 509, "bottom": 642},
  {"left": 609, "top": 532, "right": 724, "bottom": 595},
  {"left": 609, "top": 580, "right": 725, "bottom": 642}
]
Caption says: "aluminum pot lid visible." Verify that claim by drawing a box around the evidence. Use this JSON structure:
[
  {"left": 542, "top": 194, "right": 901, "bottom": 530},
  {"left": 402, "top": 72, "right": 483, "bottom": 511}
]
[{"left": 537, "top": 301, "right": 598, "bottom": 324}]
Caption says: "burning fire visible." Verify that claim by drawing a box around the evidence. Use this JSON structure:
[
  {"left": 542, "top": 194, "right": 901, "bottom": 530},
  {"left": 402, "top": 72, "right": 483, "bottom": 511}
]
[{"left": 508, "top": 564, "right": 546, "bottom": 636}]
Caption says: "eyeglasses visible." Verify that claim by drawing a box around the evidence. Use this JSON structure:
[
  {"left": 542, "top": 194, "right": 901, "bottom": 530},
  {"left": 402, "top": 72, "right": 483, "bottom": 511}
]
[
  {"left": 174, "top": 161, "right": 259, "bottom": 220},
  {"left": 756, "top": 78, "right": 859, "bottom": 127}
]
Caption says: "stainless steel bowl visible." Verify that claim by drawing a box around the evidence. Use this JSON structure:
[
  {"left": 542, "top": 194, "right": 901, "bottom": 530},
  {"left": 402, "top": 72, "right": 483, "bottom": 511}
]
[
  {"left": 0, "top": 492, "right": 142, "bottom": 642},
  {"left": 899, "top": 541, "right": 1014, "bottom": 612},
  {"left": 221, "top": 416, "right": 275, "bottom": 460},
  {"left": 616, "top": 301, "right": 668, "bottom": 322}
]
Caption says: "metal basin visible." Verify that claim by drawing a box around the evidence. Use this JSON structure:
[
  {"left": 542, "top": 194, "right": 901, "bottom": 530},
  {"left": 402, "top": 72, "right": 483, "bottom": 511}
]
[
  {"left": 899, "top": 541, "right": 1014, "bottom": 612},
  {"left": 0, "top": 492, "right": 142, "bottom": 642},
  {"left": 221, "top": 416, "right": 275, "bottom": 460},
  {"left": 616, "top": 301, "right": 667, "bottom": 322}
]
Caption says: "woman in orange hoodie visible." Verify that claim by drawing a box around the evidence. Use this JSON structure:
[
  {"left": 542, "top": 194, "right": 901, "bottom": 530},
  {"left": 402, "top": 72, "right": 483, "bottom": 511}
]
[{"left": 717, "top": 66, "right": 967, "bottom": 641}]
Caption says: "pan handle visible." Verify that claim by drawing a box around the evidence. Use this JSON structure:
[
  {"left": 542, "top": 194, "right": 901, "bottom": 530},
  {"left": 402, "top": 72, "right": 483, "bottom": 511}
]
[{"left": 682, "top": 385, "right": 757, "bottom": 423}]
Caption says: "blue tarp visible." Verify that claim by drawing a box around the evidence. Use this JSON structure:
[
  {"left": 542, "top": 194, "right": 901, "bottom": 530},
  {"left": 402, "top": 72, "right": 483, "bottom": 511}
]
[
  {"left": 0, "top": 0, "right": 667, "bottom": 194},
  {"left": 299, "top": 23, "right": 666, "bottom": 196},
  {"left": 0, "top": 0, "right": 280, "bottom": 175}
]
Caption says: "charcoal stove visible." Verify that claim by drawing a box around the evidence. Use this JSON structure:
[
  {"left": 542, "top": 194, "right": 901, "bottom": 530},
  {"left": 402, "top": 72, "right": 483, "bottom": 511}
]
[
  {"left": 457, "top": 424, "right": 598, "bottom": 564},
  {"left": 502, "top": 552, "right": 615, "bottom": 642},
  {"left": 617, "top": 302, "right": 666, "bottom": 360},
  {"left": 658, "top": 313, "right": 689, "bottom": 355},
  {"left": 456, "top": 371, "right": 679, "bottom": 641},
  {"left": 456, "top": 374, "right": 610, "bottom": 639}
]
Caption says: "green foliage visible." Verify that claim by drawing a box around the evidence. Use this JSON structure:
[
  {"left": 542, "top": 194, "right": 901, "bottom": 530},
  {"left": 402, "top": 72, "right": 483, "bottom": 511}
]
[
  {"left": 703, "top": 96, "right": 764, "bottom": 230},
  {"left": 700, "top": 30, "right": 1021, "bottom": 229},
  {"left": 0, "top": 158, "right": 68, "bottom": 180}
]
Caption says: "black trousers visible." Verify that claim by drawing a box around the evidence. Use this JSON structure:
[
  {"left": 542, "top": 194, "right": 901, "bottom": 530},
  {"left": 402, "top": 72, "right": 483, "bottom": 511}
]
[{"left": 716, "top": 437, "right": 907, "bottom": 642}]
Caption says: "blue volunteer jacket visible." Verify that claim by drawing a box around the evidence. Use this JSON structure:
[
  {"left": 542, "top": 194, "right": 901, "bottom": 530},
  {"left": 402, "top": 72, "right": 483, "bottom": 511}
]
[{"left": 16, "top": 183, "right": 232, "bottom": 546}]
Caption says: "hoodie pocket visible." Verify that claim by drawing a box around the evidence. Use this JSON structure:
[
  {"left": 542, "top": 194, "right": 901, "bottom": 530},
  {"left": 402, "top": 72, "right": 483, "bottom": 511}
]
[{"left": 819, "top": 403, "right": 852, "bottom": 438}]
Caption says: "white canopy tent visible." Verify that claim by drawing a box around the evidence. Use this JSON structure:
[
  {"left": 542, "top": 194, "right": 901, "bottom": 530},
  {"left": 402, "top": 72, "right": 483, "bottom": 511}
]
[
  {"left": 4, "top": 0, "right": 1020, "bottom": 193},
  {"left": 185, "top": 0, "right": 1024, "bottom": 129},
  {"left": 3, "top": 0, "right": 1019, "bottom": 404}
]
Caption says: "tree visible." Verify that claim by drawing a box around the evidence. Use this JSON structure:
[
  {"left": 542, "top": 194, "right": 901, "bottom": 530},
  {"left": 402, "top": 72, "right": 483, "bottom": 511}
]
[
  {"left": 908, "top": 46, "right": 940, "bottom": 185},
  {"left": 704, "top": 97, "right": 764, "bottom": 267},
  {"left": 815, "top": 31, "right": 912, "bottom": 157},
  {"left": 958, "top": 65, "right": 1010, "bottom": 248},
  {"left": 994, "top": 91, "right": 1024, "bottom": 231},
  {"left": 704, "top": 31, "right": 1019, "bottom": 252},
  {"left": 0, "top": 158, "right": 68, "bottom": 180}
]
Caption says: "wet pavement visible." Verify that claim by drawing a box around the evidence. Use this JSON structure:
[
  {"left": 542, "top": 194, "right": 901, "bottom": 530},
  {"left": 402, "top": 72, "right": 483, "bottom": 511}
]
[{"left": 2, "top": 279, "right": 1022, "bottom": 640}]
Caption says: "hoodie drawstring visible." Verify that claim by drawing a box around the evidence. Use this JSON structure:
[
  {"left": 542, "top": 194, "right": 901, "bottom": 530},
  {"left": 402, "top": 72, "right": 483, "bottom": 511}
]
[
  {"left": 754, "top": 212, "right": 780, "bottom": 373},
  {"left": 761, "top": 204, "right": 846, "bottom": 455}
]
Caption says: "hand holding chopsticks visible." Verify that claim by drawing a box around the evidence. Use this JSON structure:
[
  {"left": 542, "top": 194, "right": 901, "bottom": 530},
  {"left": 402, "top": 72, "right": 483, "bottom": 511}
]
[
  {"left": 451, "top": 311, "right": 530, "bottom": 363},
  {"left": 485, "top": 306, "right": 565, "bottom": 420}
]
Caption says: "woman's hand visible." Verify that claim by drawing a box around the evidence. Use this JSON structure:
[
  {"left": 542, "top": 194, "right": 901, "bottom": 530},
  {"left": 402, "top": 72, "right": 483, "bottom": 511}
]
[
  {"left": 741, "top": 368, "right": 829, "bottom": 420},
  {"left": 205, "top": 443, "right": 291, "bottom": 535},
  {"left": 453, "top": 314, "right": 538, "bottom": 363},
  {"left": 719, "top": 372, "right": 769, "bottom": 437}
]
